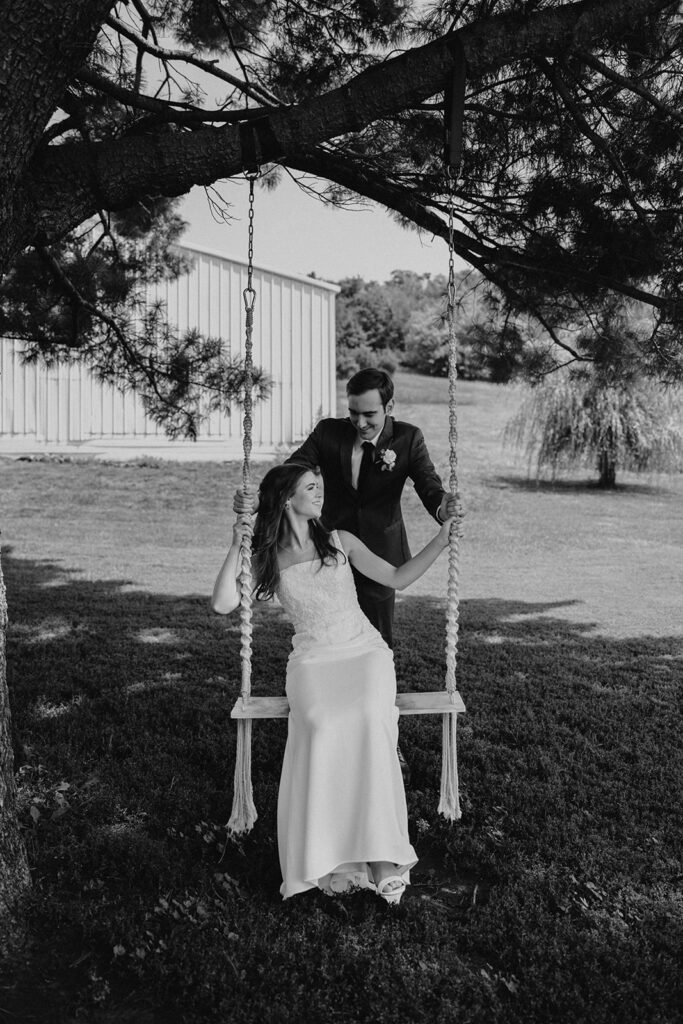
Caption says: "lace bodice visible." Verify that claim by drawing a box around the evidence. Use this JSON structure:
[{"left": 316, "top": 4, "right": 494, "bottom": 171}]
[{"left": 276, "top": 535, "right": 375, "bottom": 652}]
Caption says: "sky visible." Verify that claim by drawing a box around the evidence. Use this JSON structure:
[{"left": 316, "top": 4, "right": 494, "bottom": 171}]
[{"left": 178, "top": 173, "right": 464, "bottom": 285}]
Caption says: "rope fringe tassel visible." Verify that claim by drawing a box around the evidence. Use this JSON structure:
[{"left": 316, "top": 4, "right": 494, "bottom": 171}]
[
  {"left": 438, "top": 710, "right": 462, "bottom": 821},
  {"left": 228, "top": 718, "right": 258, "bottom": 834}
]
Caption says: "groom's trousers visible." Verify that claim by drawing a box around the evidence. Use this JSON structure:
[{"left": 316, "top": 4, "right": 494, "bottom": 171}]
[{"left": 352, "top": 568, "right": 396, "bottom": 649}]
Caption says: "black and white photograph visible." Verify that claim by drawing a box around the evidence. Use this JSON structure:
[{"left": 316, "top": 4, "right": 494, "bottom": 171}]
[{"left": 0, "top": 1, "right": 681, "bottom": 1021}]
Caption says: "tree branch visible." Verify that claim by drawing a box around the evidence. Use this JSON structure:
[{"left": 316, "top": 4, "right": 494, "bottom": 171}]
[
  {"left": 42, "top": 116, "right": 79, "bottom": 144},
  {"left": 104, "top": 14, "right": 281, "bottom": 108},
  {"left": 576, "top": 48, "right": 683, "bottom": 127},
  {"left": 287, "top": 147, "right": 668, "bottom": 313},
  {"left": 537, "top": 56, "right": 656, "bottom": 235},
  {"left": 34, "top": 246, "right": 227, "bottom": 435},
  {"left": 285, "top": 151, "right": 609, "bottom": 363},
  {"left": 22, "top": 0, "right": 675, "bottom": 247},
  {"left": 75, "top": 67, "right": 269, "bottom": 125}
]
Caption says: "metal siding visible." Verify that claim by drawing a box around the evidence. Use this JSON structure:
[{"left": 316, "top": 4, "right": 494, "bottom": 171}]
[
  {"left": 270, "top": 276, "right": 283, "bottom": 446},
  {"left": 291, "top": 282, "right": 303, "bottom": 439},
  {"left": 312, "top": 289, "right": 323, "bottom": 424},
  {"left": 22, "top": 354, "right": 32, "bottom": 435},
  {"left": 0, "top": 342, "right": 10, "bottom": 433},
  {"left": 301, "top": 285, "right": 313, "bottom": 436},
  {"left": 253, "top": 270, "right": 264, "bottom": 447},
  {"left": 328, "top": 290, "right": 337, "bottom": 415},
  {"left": 282, "top": 282, "right": 292, "bottom": 442},
  {"left": 0, "top": 245, "right": 337, "bottom": 453},
  {"left": 207, "top": 255, "right": 223, "bottom": 437}
]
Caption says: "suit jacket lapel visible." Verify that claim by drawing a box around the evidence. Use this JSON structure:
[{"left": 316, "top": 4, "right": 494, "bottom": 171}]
[
  {"left": 373, "top": 417, "right": 395, "bottom": 465},
  {"left": 340, "top": 419, "right": 355, "bottom": 492}
]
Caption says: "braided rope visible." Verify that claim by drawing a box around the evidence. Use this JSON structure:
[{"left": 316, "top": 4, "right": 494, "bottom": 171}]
[
  {"left": 439, "top": 168, "right": 462, "bottom": 822},
  {"left": 238, "top": 295, "right": 255, "bottom": 704},
  {"left": 444, "top": 171, "right": 460, "bottom": 699},
  {"left": 229, "top": 172, "right": 259, "bottom": 834},
  {"left": 238, "top": 173, "right": 257, "bottom": 705}
]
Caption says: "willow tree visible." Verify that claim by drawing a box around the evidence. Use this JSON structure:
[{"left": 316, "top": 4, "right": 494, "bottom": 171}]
[
  {"left": 506, "top": 301, "right": 683, "bottom": 486},
  {"left": 2, "top": 0, "right": 683, "bottom": 940},
  {"left": 508, "top": 373, "right": 683, "bottom": 486}
]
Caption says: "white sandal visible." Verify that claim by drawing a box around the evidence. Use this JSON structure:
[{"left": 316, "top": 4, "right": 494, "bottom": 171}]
[{"left": 375, "top": 875, "right": 407, "bottom": 905}]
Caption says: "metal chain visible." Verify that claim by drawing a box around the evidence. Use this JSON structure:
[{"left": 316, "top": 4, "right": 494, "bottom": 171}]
[
  {"left": 245, "top": 173, "right": 256, "bottom": 308},
  {"left": 447, "top": 170, "right": 457, "bottom": 319},
  {"left": 242, "top": 171, "right": 257, "bottom": 489}
]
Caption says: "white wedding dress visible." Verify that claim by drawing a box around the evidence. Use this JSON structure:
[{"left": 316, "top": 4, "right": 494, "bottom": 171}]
[{"left": 275, "top": 532, "right": 417, "bottom": 899}]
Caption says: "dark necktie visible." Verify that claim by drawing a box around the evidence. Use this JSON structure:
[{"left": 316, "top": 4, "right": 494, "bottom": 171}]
[{"left": 357, "top": 441, "right": 375, "bottom": 491}]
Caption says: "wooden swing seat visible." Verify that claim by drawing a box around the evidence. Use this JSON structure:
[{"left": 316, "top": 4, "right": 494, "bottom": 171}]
[{"left": 232, "top": 690, "right": 465, "bottom": 719}]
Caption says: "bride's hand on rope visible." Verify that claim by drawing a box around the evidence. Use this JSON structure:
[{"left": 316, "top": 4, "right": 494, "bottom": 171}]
[
  {"left": 233, "top": 488, "right": 258, "bottom": 516},
  {"left": 231, "top": 516, "right": 252, "bottom": 546},
  {"left": 438, "top": 517, "right": 457, "bottom": 547},
  {"left": 211, "top": 516, "right": 251, "bottom": 615}
]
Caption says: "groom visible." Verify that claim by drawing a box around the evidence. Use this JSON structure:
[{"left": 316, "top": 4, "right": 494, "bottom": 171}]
[{"left": 286, "top": 368, "right": 460, "bottom": 648}]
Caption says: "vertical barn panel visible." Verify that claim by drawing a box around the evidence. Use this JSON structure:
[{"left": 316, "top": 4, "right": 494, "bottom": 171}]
[
  {"left": 301, "top": 285, "right": 313, "bottom": 436},
  {"left": 270, "top": 275, "right": 283, "bottom": 446},
  {"left": 216, "top": 256, "right": 232, "bottom": 440},
  {"left": 326, "top": 290, "right": 335, "bottom": 414},
  {"left": 0, "top": 341, "right": 10, "bottom": 434},
  {"left": 206, "top": 255, "right": 222, "bottom": 437},
  {"left": 290, "top": 282, "right": 302, "bottom": 439},
  {"left": 56, "top": 363, "right": 68, "bottom": 442},
  {"left": 25, "top": 349, "right": 37, "bottom": 436},
  {"left": 280, "top": 276, "right": 294, "bottom": 444}
]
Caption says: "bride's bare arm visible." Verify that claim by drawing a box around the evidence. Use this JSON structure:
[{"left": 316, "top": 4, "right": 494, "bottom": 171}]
[
  {"left": 211, "top": 520, "right": 248, "bottom": 614},
  {"left": 337, "top": 521, "right": 453, "bottom": 591}
]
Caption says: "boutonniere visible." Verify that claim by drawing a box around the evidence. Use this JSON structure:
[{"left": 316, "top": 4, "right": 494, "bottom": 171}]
[{"left": 378, "top": 447, "right": 397, "bottom": 472}]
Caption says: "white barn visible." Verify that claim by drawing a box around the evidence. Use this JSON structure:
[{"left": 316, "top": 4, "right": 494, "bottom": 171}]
[{"left": 0, "top": 244, "right": 338, "bottom": 460}]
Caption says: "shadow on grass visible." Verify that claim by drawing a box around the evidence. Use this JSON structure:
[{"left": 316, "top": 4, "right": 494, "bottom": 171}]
[
  {"left": 4, "top": 546, "right": 292, "bottom": 883},
  {"left": 492, "top": 473, "right": 679, "bottom": 495},
  {"left": 3, "top": 549, "right": 682, "bottom": 1023}
]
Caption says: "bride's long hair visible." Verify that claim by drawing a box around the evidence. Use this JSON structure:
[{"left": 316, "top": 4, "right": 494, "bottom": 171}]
[{"left": 251, "top": 463, "right": 344, "bottom": 601}]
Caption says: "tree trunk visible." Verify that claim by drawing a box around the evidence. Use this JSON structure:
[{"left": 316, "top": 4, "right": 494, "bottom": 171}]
[
  {"left": 597, "top": 451, "right": 617, "bottom": 487},
  {"left": 0, "top": 0, "right": 117, "bottom": 276},
  {"left": 0, "top": 549, "right": 31, "bottom": 956}
]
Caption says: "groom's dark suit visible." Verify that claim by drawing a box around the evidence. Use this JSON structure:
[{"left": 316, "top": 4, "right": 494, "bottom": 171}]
[{"left": 288, "top": 416, "right": 446, "bottom": 646}]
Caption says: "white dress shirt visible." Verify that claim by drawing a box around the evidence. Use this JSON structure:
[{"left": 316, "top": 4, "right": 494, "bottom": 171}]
[{"left": 351, "top": 433, "right": 380, "bottom": 489}]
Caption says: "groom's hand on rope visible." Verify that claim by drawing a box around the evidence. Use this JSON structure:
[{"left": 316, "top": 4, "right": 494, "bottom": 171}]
[{"left": 437, "top": 492, "right": 464, "bottom": 537}]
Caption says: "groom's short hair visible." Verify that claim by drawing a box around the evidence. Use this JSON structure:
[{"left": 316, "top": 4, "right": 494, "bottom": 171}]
[{"left": 346, "top": 368, "right": 394, "bottom": 408}]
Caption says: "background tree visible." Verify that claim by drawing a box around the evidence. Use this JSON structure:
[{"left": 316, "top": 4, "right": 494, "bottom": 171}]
[
  {"left": 506, "top": 303, "right": 683, "bottom": 487},
  {"left": 335, "top": 277, "right": 403, "bottom": 375},
  {"left": 336, "top": 267, "right": 528, "bottom": 380},
  {"left": 400, "top": 307, "right": 452, "bottom": 377}
]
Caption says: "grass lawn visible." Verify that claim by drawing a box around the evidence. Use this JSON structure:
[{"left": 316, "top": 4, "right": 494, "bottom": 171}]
[{"left": 1, "top": 374, "right": 681, "bottom": 1023}]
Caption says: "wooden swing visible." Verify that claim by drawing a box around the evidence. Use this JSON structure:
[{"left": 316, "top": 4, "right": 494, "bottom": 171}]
[{"left": 228, "top": 64, "right": 467, "bottom": 834}]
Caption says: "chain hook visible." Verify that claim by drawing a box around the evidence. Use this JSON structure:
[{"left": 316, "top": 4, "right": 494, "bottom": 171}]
[{"left": 243, "top": 169, "right": 259, "bottom": 311}]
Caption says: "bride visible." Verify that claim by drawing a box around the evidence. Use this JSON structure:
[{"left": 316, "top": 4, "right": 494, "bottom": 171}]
[{"left": 212, "top": 462, "right": 456, "bottom": 904}]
